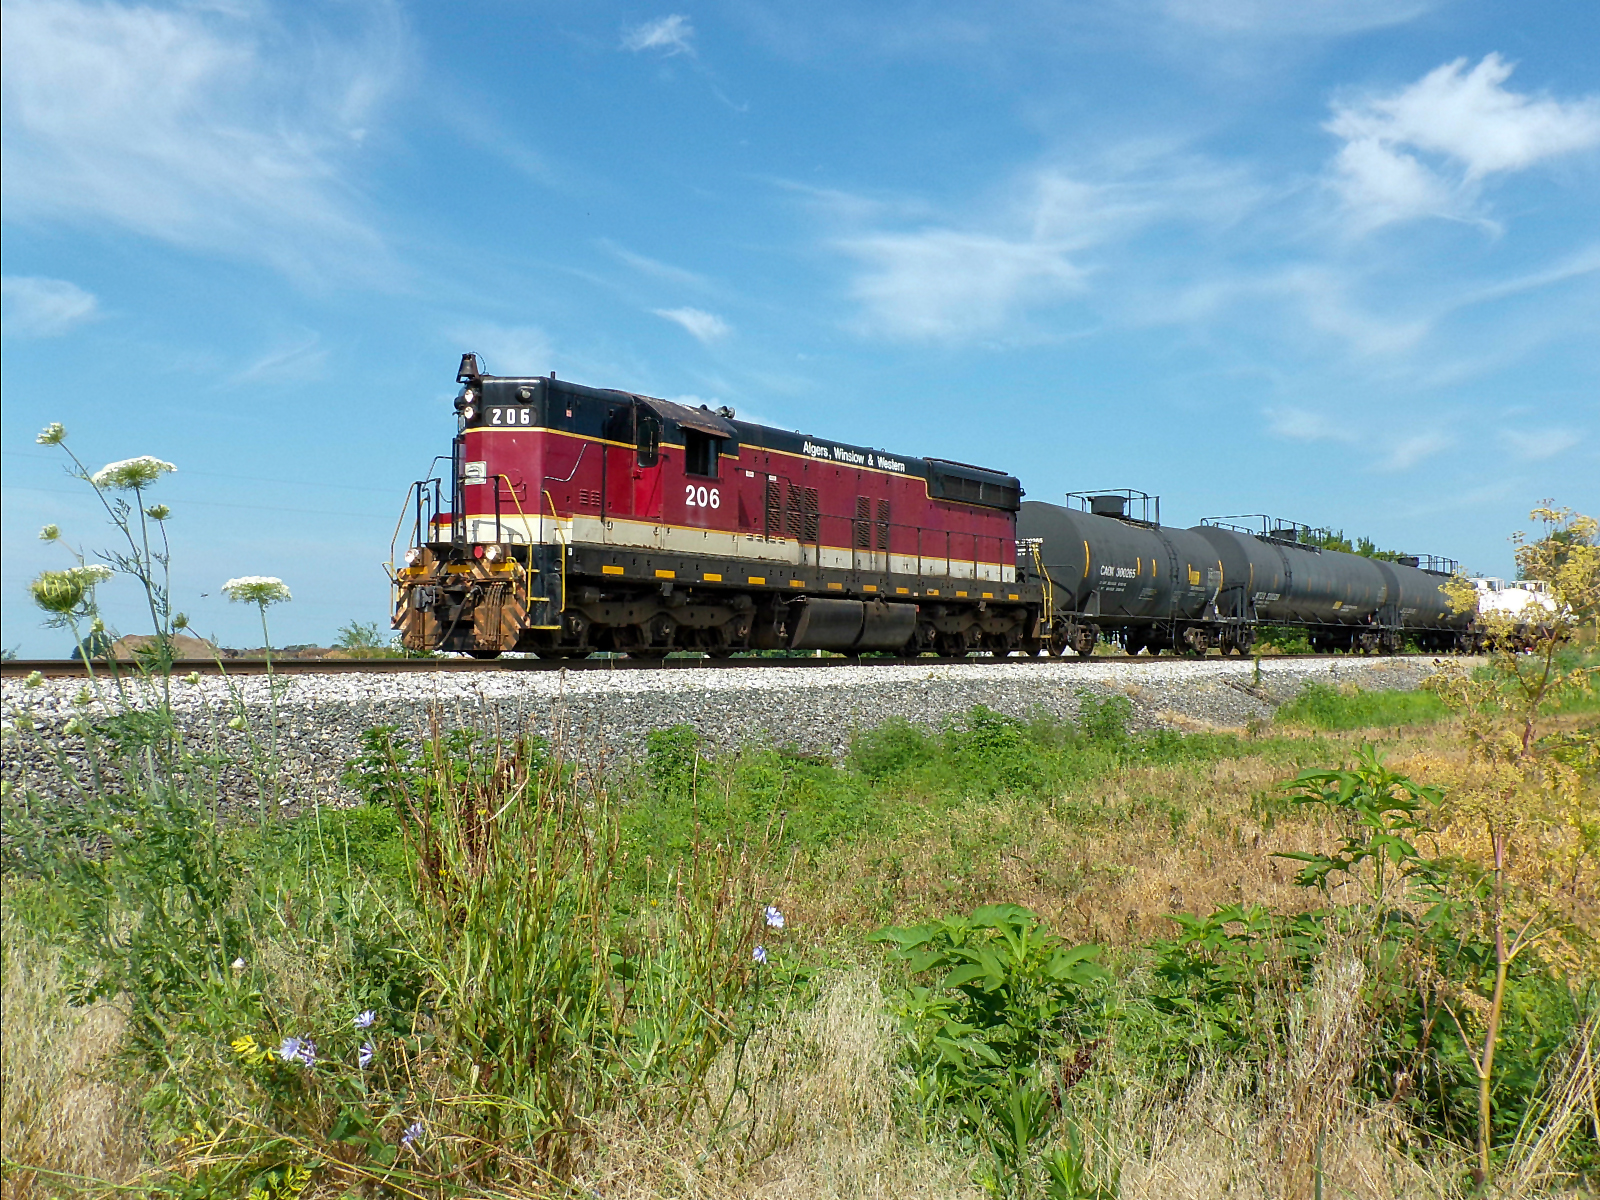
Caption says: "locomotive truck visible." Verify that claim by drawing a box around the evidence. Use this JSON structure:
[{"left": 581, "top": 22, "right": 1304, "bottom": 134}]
[{"left": 390, "top": 356, "right": 1472, "bottom": 659}]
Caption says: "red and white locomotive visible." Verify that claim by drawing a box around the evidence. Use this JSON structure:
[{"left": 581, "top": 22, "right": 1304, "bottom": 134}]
[{"left": 391, "top": 354, "right": 1038, "bottom": 658}]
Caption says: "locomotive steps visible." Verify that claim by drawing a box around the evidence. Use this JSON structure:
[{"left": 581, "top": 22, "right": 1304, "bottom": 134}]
[{"left": 3, "top": 655, "right": 1465, "bottom": 811}]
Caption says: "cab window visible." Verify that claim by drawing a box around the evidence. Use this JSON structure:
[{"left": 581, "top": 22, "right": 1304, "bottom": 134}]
[
  {"left": 636, "top": 413, "right": 660, "bottom": 468},
  {"left": 684, "top": 429, "right": 719, "bottom": 478}
]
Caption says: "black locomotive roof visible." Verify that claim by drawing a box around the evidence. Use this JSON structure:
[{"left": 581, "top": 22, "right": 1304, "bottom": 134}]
[{"left": 464, "top": 369, "right": 1023, "bottom": 508}]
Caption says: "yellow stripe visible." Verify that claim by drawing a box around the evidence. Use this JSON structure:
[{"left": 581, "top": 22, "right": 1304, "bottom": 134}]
[
  {"left": 896, "top": 587, "right": 909, "bottom": 594},
  {"left": 864, "top": 584, "right": 877, "bottom": 592},
  {"left": 655, "top": 569, "right": 675, "bottom": 579},
  {"left": 703, "top": 572, "right": 722, "bottom": 582},
  {"left": 956, "top": 590, "right": 968, "bottom": 598},
  {"left": 1083, "top": 540, "right": 1090, "bottom": 579},
  {"left": 602, "top": 564, "right": 624, "bottom": 575},
  {"left": 982, "top": 592, "right": 993, "bottom": 599},
  {"left": 1008, "top": 593, "right": 1019, "bottom": 600},
  {"left": 827, "top": 581, "right": 844, "bottom": 589},
  {"left": 789, "top": 579, "right": 804, "bottom": 588},
  {"left": 926, "top": 588, "right": 939, "bottom": 596},
  {"left": 748, "top": 575, "right": 765, "bottom": 585}
]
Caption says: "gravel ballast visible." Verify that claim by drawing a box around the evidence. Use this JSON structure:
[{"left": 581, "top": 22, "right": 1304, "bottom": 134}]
[{"left": 3, "top": 656, "right": 1460, "bottom": 809}]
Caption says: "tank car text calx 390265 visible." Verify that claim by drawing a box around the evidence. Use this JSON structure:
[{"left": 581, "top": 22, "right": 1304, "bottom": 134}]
[{"left": 389, "top": 357, "right": 1476, "bottom": 659}]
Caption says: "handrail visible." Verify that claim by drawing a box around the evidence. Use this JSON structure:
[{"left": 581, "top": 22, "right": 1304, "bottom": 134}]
[{"left": 495, "top": 474, "right": 538, "bottom": 613}]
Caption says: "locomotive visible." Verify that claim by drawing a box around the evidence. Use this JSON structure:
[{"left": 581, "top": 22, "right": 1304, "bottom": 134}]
[
  {"left": 390, "top": 356, "right": 1470, "bottom": 658},
  {"left": 392, "top": 355, "right": 1035, "bottom": 658}
]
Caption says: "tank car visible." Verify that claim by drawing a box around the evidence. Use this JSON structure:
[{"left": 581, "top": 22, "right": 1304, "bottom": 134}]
[
  {"left": 390, "top": 355, "right": 1041, "bottom": 658},
  {"left": 1018, "top": 492, "right": 1470, "bottom": 655}
]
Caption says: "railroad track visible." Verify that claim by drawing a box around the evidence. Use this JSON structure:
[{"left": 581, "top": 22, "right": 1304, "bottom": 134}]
[{"left": 1, "top": 652, "right": 1442, "bottom": 679}]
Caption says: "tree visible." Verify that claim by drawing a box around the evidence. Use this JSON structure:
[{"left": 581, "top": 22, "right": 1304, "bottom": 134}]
[{"left": 1428, "top": 502, "right": 1598, "bottom": 1186}]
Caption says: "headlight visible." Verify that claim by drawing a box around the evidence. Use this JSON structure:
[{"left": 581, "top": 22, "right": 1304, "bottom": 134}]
[
  {"left": 485, "top": 544, "right": 504, "bottom": 563},
  {"left": 462, "top": 405, "right": 477, "bottom": 420},
  {"left": 404, "top": 548, "right": 422, "bottom": 566}
]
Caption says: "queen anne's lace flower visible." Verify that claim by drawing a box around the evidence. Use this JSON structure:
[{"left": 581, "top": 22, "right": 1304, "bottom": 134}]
[
  {"left": 36, "top": 423, "right": 65, "bottom": 445},
  {"left": 221, "top": 576, "right": 292, "bottom": 605},
  {"left": 91, "top": 456, "right": 176, "bottom": 490}
]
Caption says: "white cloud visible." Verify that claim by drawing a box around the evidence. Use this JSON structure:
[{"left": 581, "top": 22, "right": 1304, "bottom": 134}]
[
  {"left": 622, "top": 14, "right": 695, "bottom": 56},
  {"left": 1265, "top": 408, "right": 1451, "bottom": 471},
  {"left": 654, "top": 307, "right": 730, "bottom": 343},
  {"left": 1499, "top": 427, "right": 1580, "bottom": 461},
  {"left": 1374, "top": 431, "right": 1452, "bottom": 472},
  {"left": 1163, "top": 0, "right": 1436, "bottom": 36},
  {"left": 231, "top": 333, "right": 328, "bottom": 386},
  {"left": 603, "top": 240, "right": 712, "bottom": 289},
  {"left": 0, "top": 276, "right": 98, "bottom": 337},
  {"left": 843, "top": 228, "right": 1087, "bottom": 341},
  {"left": 0, "top": 0, "right": 403, "bottom": 280},
  {"left": 450, "top": 324, "right": 554, "bottom": 377},
  {"left": 1326, "top": 55, "right": 1600, "bottom": 231}
]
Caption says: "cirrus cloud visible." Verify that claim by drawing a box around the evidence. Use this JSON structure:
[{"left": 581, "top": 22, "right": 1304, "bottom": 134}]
[
  {"left": 0, "top": 0, "right": 405, "bottom": 281},
  {"left": 0, "top": 276, "right": 98, "bottom": 337},
  {"left": 654, "top": 307, "right": 731, "bottom": 343},
  {"left": 622, "top": 14, "right": 695, "bottom": 56}
]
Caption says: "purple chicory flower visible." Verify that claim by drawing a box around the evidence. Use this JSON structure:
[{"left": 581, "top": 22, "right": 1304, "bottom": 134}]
[
  {"left": 359, "top": 1040, "right": 375, "bottom": 1070},
  {"left": 401, "top": 1119, "right": 425, "bottom": 1148},
  {"left": 752, "top": 945, "right": 768, "bottom": 966},
  {"left": 278, "top": 1036, "right": 304, "bottom": 1064},
  {"left": 354, "top": 1009, "right": 376, "bottom": 1029},
  {"left": 764, "top": 905, "right": 785, "bottom": 929}
]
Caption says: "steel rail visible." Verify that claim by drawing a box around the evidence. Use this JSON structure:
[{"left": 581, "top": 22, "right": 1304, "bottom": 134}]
[{"left": 1, "top": 652, "right": 1441, "bottom": 680}]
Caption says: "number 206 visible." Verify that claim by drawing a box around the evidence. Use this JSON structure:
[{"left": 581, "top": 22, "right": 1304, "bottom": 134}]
[{"left": 685, "top": 485, "right": 720, "bottom": 509}]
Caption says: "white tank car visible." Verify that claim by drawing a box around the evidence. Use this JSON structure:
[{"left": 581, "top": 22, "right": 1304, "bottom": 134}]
[{"left": 1473, "top": 577, "right": 1557, "bottom": 619}]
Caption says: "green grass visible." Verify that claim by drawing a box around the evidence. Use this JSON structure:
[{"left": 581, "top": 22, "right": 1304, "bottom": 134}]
[{"left": 1274, "top": 682, "right": 1450, "bottom": 730}]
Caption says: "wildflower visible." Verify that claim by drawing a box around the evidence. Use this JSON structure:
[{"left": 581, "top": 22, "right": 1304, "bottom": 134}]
[
  {"left": 39, "top": 524, "right": 59, "bottom": 541},
  {"left": 184, "top": 672, "right": 202, "bottom": 686},
  {"left": 276, "top": 1036, "right": 315, "bottom": 1066},
  {"left": 172, "top": 612, "right": 189, "bottom": 630},
  {"left": 145, "top": 504, "right": 170, "bottom": 521},
  {"left": 764, "top": 905, "right": 785, "bottom": 929},
  {"left": 25, "top": 671, "right": 44, "bottom": 689},
  {"left": 354, "top": 1010, "right": 376, "bottom": 1029},
  {"left": 231, "top": 957, "right": 246, "bottom": 970},
  {"left": 222, "top": 576, "right": 292, "bottom": 605},
  {"left": 34, "top": 573, "right": 85, "bottom": 615},
  {"left": 36, "top": 423, "right": 66, "bottom": 445},
  {"left": 401, "top": 1120, "right": 425, "bottom": 1148},
  {"left": 227, "top": 716, "right": 247, "bottom": 730},
  {"left": 62, "top": 716, "right": 86, "bottom": 737},
  {"left": 75, "top": 689, "right": 92, "bottom": 707},
  {"left": 752, "top": 945, "right": 768, "bottom": 966},
  {"left": 91, "top": 456, "right": 176, "bottom": 490},
  {"left": 359, "top": 1041, "right": 375, "bottom": 1070}
]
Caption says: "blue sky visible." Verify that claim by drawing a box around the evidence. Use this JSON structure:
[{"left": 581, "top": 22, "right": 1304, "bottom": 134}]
[{"left": 3, "top": 0, "right": 1597, "bottom": 655}]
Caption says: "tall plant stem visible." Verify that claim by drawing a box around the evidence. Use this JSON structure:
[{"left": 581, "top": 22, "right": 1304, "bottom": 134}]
[
  {"left": 1475, "top": 827, "right": 1510, "bottom": 1186},
  {"left": 258, "top": 602, "right": 281, "bottom": 814}
]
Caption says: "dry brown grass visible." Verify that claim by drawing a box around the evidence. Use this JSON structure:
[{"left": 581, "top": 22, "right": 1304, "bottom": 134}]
[
  {"left": 1, "top": 922, "right": 143, "bottom": 1198},
  {"left": 784, "top": 715, "right": 1598, "bottom": 962}
]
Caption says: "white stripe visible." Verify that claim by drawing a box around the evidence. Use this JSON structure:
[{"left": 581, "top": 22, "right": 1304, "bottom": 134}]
[{"left": 464, "top": 513, "right": 1016, "bottom": 583}]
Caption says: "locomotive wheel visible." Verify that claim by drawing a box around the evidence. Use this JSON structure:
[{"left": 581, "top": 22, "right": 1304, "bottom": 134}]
[{"left": 936, "top": 632, "right": 969, "bottom": 658}]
